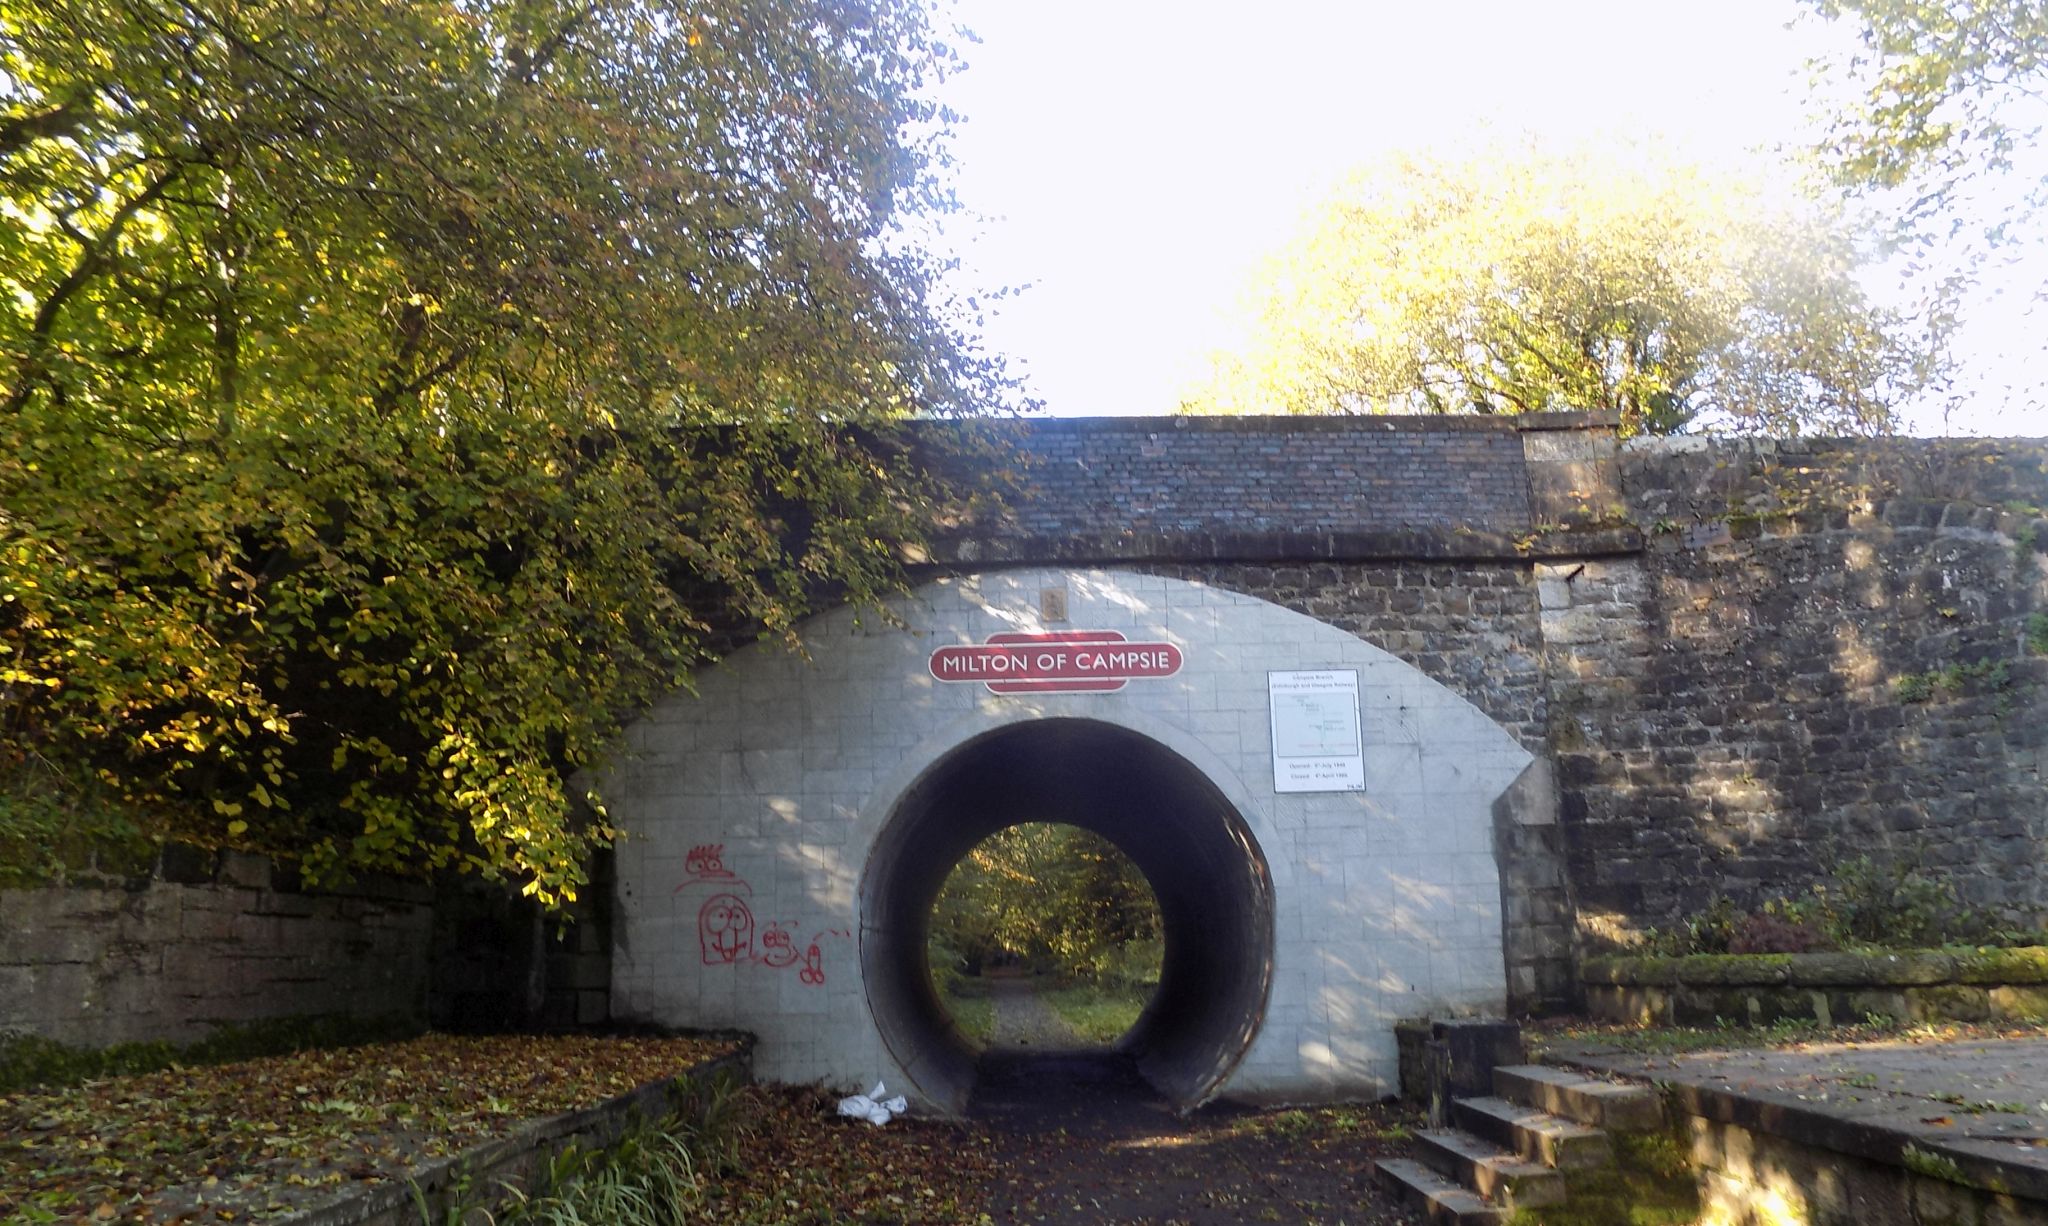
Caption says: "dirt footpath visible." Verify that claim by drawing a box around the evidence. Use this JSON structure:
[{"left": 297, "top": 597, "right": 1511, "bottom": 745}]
[
  {"left": 971, "top": 1049, "right": 1420, "bottom": 1225},
  {"left": 986, "top": 976, "right": 1085, "bottom": 1048}
]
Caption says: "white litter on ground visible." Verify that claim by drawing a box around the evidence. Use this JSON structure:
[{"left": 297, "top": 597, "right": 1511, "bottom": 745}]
[{"left": 836, "top": 1081, "right": 909, "bottom": 1125}]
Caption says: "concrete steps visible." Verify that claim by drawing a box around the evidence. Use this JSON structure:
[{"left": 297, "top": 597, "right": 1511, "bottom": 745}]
[
  {"left": 1374, "top": 1158, "right": 1505, "bottom": 1225},
  {"left": 1416, "top": 1127, "right": 1567, "bottom": 1210},
  {"left": 1492, "top": 1063, "right": 1665, "bottom": 1132},
  {"left": 1374, "top": 1056, "right": 1664, "bottom": 1219},
  {"left": 1452, "top": 1094, "right": 1613, "bottom": 1170}
]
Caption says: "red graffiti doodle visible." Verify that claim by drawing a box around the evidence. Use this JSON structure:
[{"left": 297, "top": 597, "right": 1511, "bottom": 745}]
[
  {"left": 698, "top": 893, "right": 754, "bottom": 964},
  {"left": 799, "top": 928, "right": 852, "bottom": 987},
  {"left": 758, "top": 922, "right": 799, "bottom": 968},
  {"left": 683, "top": 844, "right": 735, "bottom": 880},
  {"left": 675, "top": 859, "right": 847, "bottom": 985}
]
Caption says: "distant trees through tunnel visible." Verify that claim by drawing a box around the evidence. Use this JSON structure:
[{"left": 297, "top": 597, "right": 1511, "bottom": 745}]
[{"left": 926, "top": 822, "right": 1164, "bottom": 1049}]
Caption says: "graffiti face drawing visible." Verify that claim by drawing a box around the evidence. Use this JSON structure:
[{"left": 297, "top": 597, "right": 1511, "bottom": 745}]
[
  {"left": 758, "top": 923, "right": 799, "bottom": 968},
  {"left": 699, "top": 893, "right": 754, "bottom": 964},
  {"left": 684, "top": 844, "right": 735, "bottom": 879}
]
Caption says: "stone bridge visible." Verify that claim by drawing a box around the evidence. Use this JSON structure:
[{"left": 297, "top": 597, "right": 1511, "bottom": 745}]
[{"left": 599, "top": 413, "right": 2048, "bottom": 1113}]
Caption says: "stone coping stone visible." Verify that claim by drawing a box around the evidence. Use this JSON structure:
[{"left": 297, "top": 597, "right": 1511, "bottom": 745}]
[
  {"left": 1582, "top": 947, "right": 2048, "bottom": 990},
  {"left": 930, "top": 525, "right": 1645, "bottom": 567},
  {"left": 928, "top": 410, "right": 1622, "bottom": 436},
  {"left": 1547, "top": 1039, "right": 2048, "bottom": 1204},
  {"left": 273, "top": 1043, "right": 753, "bottom": 1226}
]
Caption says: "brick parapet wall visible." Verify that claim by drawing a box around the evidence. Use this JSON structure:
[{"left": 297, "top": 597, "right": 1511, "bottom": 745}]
[
  {"left": 928, "top": 415, "right": 1628, "bottom": 560},
  {"left": 994, "top": 415, "right": 1533, "bottom": 535}
]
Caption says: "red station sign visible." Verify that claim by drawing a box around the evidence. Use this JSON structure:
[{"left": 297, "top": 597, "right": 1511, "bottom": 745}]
[{"left": 928, "top": 630, "right": 1183, "bottom": 694}]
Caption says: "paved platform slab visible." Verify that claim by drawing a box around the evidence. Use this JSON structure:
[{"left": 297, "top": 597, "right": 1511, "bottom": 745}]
[{"left": 1550, "top": 1036, "right": 2048, "bottom": 1201}]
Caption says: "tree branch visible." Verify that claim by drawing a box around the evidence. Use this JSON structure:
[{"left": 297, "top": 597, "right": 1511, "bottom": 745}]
[
  {"left": 0, "top": 95, "right": 95, "bottom": 158},
  {"left": 512, "top": 4, "right": 601, "bottom": 84},
  {"left": 5, "top": 164, "right": 185, "bottom": 415}
]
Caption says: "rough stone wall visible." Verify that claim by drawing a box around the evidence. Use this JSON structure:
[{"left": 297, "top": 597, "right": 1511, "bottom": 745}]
[
  {"left": 1554, "top": 438, "right": 2048, "bottom": 941},
  {"left": 0, "top": 850, "right": 432, "bottom": 1048}
]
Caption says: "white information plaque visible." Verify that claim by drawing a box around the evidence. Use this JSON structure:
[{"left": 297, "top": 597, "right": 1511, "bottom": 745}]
[{"left": 1268, "top": 669, "right": 1365, "bottom": 793}]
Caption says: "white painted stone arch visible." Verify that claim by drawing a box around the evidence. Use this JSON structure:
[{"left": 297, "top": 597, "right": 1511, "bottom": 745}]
[{"left": 605, "top": 568, "right": 1531, "bottom": 1108}]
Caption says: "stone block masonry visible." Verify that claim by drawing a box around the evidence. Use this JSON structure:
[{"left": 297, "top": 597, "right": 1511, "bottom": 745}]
[
  {"left": 0, "top": 850, "right": 432, "bottom": 1048},
  {"left": 1554, "top": 437, "right": 2048, "bottom": 941}
]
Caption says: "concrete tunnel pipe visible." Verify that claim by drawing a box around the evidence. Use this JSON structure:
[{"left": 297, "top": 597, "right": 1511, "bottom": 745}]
[{"left": 858, "top": 718, "right": 1274, "bottom": 1114}]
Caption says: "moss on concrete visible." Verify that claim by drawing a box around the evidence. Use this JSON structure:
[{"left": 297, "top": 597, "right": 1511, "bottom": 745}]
[
  {"left": 1505, "top": 1128, "right": 1700, "bottom": 1226},
  {"left": 1951, "top": 946, "right": 2048, "bottom": 985}
]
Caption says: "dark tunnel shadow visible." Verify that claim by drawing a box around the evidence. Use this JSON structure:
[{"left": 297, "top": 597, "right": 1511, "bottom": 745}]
[{"left": 859, "top": 718, "right": 1274, "bottom": 1115}]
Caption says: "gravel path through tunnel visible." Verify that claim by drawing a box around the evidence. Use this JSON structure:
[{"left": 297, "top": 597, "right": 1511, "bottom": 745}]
[{"left": 987, "top": 975, "right": 1086, "bottom": 1049}]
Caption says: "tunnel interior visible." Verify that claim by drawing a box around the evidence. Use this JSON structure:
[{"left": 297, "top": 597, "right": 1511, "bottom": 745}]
[{"left": 861, "top": 718, "right": 1274, "bottom": 1114}]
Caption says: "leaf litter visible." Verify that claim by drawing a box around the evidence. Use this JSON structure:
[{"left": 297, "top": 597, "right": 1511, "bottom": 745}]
[
  {"left": 0, "top": 1033, "right": 737, "bottom": 1223},
  {"left": 2, "top": 1035, "right": 1423, "bottom": 1225}
]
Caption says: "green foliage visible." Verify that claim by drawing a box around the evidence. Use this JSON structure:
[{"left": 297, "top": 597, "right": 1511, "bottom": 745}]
[
  {"left": 1804, "top": 1, "right": 2048, "bottom": 382},
  {"left": 1041, "top": 981, "right": 1151, "bottom": 1045},
  {"left": 1180, "top": 140, "right": 1944, "bottom": 437},
  {"left": 0, "top": 1012, "right": 420, "bottom": 1094},
  {"left": 938, "top": 984, "right": 996, "bottom": 1046},
  {"left": 1645, "top": 851, "right": 2033, "bottom": 956},
  {"left": 1894, "top": 657, "right": 2010, "bottom": 703},
  {"left": 1899, "top": 1143, "right": 1970, "bottom": 1186},
  {"left": 0, "top": 753, "right": 156, "bottom": 887},
  {"left": 2026, "top": 613, "right": 2048, "bottom": 656},
  {"left": 439, "top": 1071, "right": 749, "bottom": 1226},
  {"left": 1820, "top": 854, "right": 1969, "bottom": 946},
  {"left": 1644, "top": 896, "right": 1743, "bottom": 957},
  {"left": 1805, "top": 1, "right": 2048, "bottom": 225},
  {"left": 927, "top": 823, "right": 1162, "bottom": 981},
  {"left": 0, "top": 0, "right": 1009, "bottom": 905}
]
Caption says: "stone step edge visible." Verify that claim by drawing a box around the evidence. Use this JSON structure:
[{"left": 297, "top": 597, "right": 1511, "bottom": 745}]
[
  {"left": 1452, "top": 1094, "right": 1614, "bottom": 1170},
  {"left": 1416, "top": 1128, "right": 1567, "bottom": 1209},
  {"left": 1493, "top": 1063, "right": 1665, "bottom": 1131},
  {"left": 1373, "top": 1158, "right": 1506, "bottom": 1226}
]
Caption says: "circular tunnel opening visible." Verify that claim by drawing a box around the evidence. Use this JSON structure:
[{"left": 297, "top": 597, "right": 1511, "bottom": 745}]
[
  {"left": 927, "top": 821, "right": 1165, "bottom": 1052},
  {"left": 861, "top": 719, "right": 1273, "bottom": 1113}
]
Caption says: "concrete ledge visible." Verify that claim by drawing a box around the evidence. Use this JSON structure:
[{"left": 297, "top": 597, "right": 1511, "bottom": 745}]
[
  {"left": 275, "top": 1044, "right": 753, "bottom": 1226},
  {"left": 1582, "top": 949, "right": 2048, "bottom": 1028},
  {"left": 1686, "top": 1111, "right": 2045, "bottom": 1224},
  {"left": 1653, "top": 1078, "right": 2048, "bottom": 1202},
  {"left": 1545, "top": 1040, "right": 2048, "bottom": 1215},
  {"left": 953, "top": 411, "right": 1619, "bottom": 435}
]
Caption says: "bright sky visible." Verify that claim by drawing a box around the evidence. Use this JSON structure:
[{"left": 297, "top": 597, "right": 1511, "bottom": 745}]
[{"left": 931, "top": 0, "right": 2048, "bottom": 437}]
